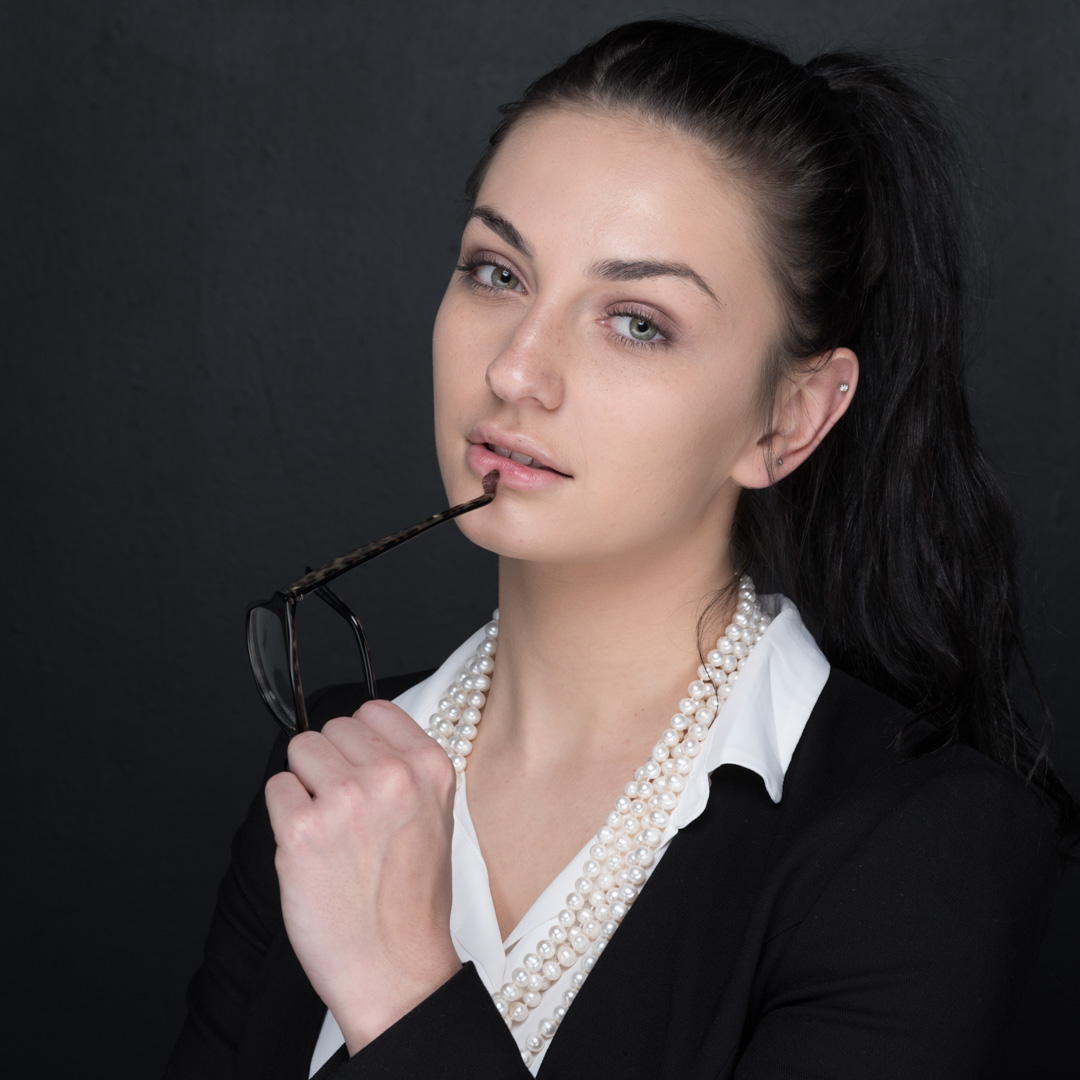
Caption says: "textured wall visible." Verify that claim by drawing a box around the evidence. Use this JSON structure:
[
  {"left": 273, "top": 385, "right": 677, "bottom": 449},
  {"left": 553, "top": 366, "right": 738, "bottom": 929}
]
[{"left": 4, "top": 1, "right": 1077, "bottom": 1073}]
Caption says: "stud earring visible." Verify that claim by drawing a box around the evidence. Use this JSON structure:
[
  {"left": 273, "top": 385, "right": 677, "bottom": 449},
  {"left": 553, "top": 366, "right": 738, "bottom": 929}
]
[
  {"left": 777, "top": 457, "right": 784, "bottom": 466},
  {"left": 839, "top": 382, "right": 849, "bottom": 392}
]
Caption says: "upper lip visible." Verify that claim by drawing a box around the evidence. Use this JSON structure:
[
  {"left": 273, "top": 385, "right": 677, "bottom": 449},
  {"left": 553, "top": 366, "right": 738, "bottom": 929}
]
[{"left": 468, "top": 424, "right": 571, "bottom": 476}]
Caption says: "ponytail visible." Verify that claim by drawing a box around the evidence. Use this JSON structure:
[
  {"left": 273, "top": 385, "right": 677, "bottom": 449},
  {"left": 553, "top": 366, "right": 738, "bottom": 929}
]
[{"left": 467, "top": 19, "right": 1079, "bottom": 842}]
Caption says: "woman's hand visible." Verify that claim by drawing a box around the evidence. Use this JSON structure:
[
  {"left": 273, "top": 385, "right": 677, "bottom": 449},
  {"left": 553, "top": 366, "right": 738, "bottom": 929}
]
[{"left": 264, "top": 700, "right": 462, "bottom": 1054}]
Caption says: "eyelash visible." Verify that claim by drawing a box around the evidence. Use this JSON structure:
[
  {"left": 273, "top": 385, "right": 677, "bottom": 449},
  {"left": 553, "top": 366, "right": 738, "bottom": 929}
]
[{"left": 454, "top": 255, "right": 676, "bottom": 351}]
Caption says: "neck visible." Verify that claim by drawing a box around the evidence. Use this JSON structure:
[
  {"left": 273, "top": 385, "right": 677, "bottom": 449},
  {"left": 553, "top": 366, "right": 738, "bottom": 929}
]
[{"left": 480, "top": 545, "right": 736, "bottom": 770}]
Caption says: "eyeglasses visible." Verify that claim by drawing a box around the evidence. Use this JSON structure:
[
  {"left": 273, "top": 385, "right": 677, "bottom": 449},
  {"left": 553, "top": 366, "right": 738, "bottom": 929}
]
[{"left": 247, "top": 471, "right": 499, "bottom": 735}]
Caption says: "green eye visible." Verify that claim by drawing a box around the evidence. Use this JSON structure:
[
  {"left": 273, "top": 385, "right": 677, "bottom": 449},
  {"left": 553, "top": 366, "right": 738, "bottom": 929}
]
[
  {"left": 488, "top": 265, "right": 520, "bottom": 290},
  {"left": 628, "top": 316, "right": 659, "bottom": 341}
]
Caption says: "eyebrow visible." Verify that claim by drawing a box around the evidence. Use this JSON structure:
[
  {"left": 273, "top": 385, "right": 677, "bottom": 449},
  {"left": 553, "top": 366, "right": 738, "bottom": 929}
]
[
  {"left": 467, "top": 206, "right": 533, "bottom": 259},
  {"left": 466, "top": 205, "right": 720, "bottom": 306},
  {"left": 588, "top": 259, "right": 721, "bottom": 306}
]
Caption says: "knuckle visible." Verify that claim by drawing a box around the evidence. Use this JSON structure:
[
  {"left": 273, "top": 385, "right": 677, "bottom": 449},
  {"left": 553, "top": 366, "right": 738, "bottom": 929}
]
[
  {"left": 375, "top": 756, "right": 418, "bottom": 801},
  {"left": 322, "top": 714, "right": 354, "bottom": 739}
]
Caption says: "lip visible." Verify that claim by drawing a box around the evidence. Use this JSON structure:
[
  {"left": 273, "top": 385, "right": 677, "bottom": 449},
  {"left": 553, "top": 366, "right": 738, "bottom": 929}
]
[{"left": 466, "top": 425, "right": 571, "bottom": 491}]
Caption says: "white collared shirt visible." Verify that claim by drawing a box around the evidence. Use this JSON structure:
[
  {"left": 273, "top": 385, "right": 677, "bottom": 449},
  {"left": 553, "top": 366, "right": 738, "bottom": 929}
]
[{"left": 310, "top": 595, "right": 829, "bottom": 1075}]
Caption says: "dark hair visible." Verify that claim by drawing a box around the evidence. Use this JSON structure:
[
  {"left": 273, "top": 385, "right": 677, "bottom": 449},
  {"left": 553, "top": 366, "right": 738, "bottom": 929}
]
[{"left": 465, "top": 19, "right": 1078, "bottom": 841}]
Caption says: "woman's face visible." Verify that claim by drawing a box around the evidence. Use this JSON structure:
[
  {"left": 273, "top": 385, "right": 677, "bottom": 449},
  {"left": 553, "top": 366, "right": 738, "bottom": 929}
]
[{"left": 433, "top": 107, "right": 783, "bottom": 570}]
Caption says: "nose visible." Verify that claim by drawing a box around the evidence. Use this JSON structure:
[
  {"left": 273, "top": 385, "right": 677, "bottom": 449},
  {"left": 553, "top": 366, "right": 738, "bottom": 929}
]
[{"left": 485, "top": 309, "right": 565, "bottom": 411}]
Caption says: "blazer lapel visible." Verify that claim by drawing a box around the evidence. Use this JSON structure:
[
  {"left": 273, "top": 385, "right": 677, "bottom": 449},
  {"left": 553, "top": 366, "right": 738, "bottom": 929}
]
[{"left": 538, "top": 763, "right": 784, "bottom": 1079}]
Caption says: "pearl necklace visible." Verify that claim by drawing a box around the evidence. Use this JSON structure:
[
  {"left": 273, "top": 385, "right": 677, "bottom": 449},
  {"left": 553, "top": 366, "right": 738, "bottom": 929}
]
[{"left": 425, "top": 577, "right": 767, "bottom": 1069}]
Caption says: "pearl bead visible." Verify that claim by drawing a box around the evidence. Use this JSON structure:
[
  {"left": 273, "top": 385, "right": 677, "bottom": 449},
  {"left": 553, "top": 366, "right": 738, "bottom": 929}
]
[
  {"left": 457, "top": 721, "right": 478, "bottom": 740},
  {"left": 521, "top": 1051, "right": 532, "bottom": 1066},
  {"left": 638, "top": 781, "right": 654, "bottom": 799},
  {"left": 694, "top": 707, "right": 715, "bottom": 725},
  {"left": 513, "top": 967, "right": 529, "bottom": 986},
  {"left": 462, "top": 706, "right": 481, "bottom": 724},
  {"left": 598, "top": 825, "right": 615, "bottom": 845},
  {"left": 574, "top": 876, "right": 592, "bottom": 895},
  {"left": 510, "top": 1001, "right": 528, "bottom": 1023},
  {"left": 527, "top": 972, "right": 548, "bottom": 992},
  {"left": 452, "top": 689, "right": 468, "bottom": 705},
  {"left": 501, "top": 982, "right": 522, "bottom": 1002},
  {"left": 583, "top": 955, "right": 597, "bottom": 972},
  {"left": 667, "top": 773, "right": 686, "bottom": 792},
  {"left": 472, "top": 673, "right": 491, "bottom": 690},
  {"left": 539, "top": 1018, "right": 557, "bottom": 1039},
  {"left": 689, "top": 680, "right": 708, "bottom": 700},
  {"left": 558, "top": 909, "right": 575, "bottom": 927},
  {"left": 562, "top": 988, "right": 577, "bottom": 1006},
  {"left": 707, "top": 649, "right": 724, "bottom": 666},
  {"left": 479, "top": 639, "right": 496, "bottom": 656},
  {"left": 671, "top": 713, "right": 689, "bottom": 731},
  {"left": 605, "top": 809, "right": 621, "bottom": 828},
  {"left": 466, "top": 690, "right": 486, "bottom": 707},
  {"left": 542, "top": 960, "right": 562, "bottom": 981},
  {"left": 651, "top": 742, "right": 670, "bottom": 762},
  {"left": 549, "top": 925, "right": 567, "bottom": 944},
  {"left": 557, "top": 944, "right": 576, "bottom": 967},
  {"left": 537, "top": 939, "right": 555, "bottom": 959},
  {"left": 523, "top": 991, "right": 541, "bottom": 1008},
  {"left": 451, "top": 754, "right": 466, "bottom": 773},
  {"left": 614, "top": 795, "right": 631, "bottom": 814},
  {"left": 526, "top": 1034, "right": 544, "bottom": 1052},
  {"left": 554, "top": 1004, "right": 568, "bottom": 1023},
  {"left": 485, "top": 621, "right": 499, "bottom": 638},
  {"left": 523, "top": 953, "right": 541, "bottom": 971},
  {"left": 597, "top": 872, "right": 614, "bottom": 889},
  {"left": 624, "top": 781, "right": 640, "bottom": 798},
  {"left": 494, "top": 998, "right": 508, "bottom": 1017},
  {"left": 682, "top": 738, "right": 701, "bottom": 758},
  {"left": 610, "top": 900, "right": 628, "bottom": 921},
  {"left": 679, "top": 697, "right": 697, "bottom": 715},
  {"left": 590, "top": 843, "right": 606, "bottom": 860}
]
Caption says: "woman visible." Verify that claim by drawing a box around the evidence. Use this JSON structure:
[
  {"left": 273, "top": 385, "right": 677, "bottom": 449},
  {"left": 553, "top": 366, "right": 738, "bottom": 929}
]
[{"left": 167, "top": 19, "right": 1074, "bottom": 1078}]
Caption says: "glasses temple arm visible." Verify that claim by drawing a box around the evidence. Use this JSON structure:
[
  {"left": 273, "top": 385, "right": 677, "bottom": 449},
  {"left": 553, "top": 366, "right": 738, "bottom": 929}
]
[{"left": 281, "top": 475, "right": 498, "bottom": 599}]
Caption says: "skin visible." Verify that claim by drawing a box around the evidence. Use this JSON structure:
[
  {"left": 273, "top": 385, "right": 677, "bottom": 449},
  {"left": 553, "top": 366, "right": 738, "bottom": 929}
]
[{"left": 265, "top": 105, "right": 858, "bottom": 1055}]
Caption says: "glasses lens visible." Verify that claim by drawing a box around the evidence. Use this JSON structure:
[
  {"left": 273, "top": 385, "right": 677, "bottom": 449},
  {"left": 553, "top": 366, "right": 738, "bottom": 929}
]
[{"left": 248, "top": 604, "right": 297, "bottom": 731}]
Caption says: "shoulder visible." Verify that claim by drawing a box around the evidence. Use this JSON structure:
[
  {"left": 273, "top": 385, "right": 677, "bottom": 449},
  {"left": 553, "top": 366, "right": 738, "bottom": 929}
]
[{"left": 777, "top": 667, "right": 1061, "bottom": 896}]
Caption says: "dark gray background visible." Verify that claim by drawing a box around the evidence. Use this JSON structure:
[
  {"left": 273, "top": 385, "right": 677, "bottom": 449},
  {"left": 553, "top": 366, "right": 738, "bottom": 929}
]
[{"left": 3, "top": 1, "right": 1077, "bottom": 1074}]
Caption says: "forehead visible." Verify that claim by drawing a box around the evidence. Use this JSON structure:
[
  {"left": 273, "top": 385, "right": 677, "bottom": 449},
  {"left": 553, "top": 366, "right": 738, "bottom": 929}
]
[{"left": 473, "top": 106, "right": 771, "bottom": 297}]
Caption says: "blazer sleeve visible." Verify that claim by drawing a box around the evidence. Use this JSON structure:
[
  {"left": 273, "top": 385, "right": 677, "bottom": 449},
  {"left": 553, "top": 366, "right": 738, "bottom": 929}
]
[
  {"left": 164, "top": 729, "right": 292, "bottom": 1076},
  {"left": 732, "top": 756, "right": 1061, "bottom": 1080},
  {"left": 166, "top": 676, "right": 529, "bottom": 1079}
]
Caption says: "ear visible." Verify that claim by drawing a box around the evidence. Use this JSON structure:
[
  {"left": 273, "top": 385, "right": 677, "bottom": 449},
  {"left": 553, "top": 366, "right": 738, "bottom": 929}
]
[{"left": 731, "top": 347, "right": 859, "bottom": 489}]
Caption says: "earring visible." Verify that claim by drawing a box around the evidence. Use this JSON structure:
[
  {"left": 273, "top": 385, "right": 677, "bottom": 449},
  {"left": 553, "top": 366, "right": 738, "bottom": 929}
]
[
  {"left": 777, "top": 457, "right": 784, "bottom": 466},
  {"left": 839, "top": 382, "right": 849, "bottom": 392}
]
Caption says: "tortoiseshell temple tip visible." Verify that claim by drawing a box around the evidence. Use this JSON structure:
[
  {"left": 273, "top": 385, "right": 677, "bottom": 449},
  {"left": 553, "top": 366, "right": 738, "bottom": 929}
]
[{"left": 482, "top": 470, "right": 500, "bottom": 497}]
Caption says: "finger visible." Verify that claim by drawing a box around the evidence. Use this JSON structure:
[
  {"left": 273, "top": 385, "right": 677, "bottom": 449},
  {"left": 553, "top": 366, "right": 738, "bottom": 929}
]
[
  {"left": 264, "top": 769, "right": 315, "bottom": 837},
  {"left": 285, "top": 728, "right": 351, "bottom": 795},
  {"left": 351, "top": 698, "right": 427, "bottom": 754},
  {"left": 318, "top": 710, "right": 399, "bottom": 767}
]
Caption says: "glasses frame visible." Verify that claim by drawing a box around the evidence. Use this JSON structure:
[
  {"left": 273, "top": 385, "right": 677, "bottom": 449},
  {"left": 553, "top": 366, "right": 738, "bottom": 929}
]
[{"left": 246, "top": 473, "right": 498, "bottom": 735}]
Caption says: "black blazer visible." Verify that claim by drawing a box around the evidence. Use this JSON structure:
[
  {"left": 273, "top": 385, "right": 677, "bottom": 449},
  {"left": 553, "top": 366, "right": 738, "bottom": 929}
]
[{"left": 166, "top": 669, "right": 1060, "bottom": 1079}]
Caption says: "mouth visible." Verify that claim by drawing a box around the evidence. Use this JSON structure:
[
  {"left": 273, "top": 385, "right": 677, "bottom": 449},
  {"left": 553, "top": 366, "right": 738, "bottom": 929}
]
[{"left": 483, "top": 443, "right": 563, "bottom": 474}]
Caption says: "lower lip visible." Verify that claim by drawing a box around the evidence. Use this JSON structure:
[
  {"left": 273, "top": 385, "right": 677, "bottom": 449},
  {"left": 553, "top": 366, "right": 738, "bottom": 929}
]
[{"left": 466, "top": 442, "right": 570, "bottom": 491}]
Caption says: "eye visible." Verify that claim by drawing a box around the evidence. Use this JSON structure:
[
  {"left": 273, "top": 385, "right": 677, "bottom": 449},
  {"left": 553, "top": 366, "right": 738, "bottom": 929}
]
[
  {"left": 609, "top": 312, "right": 668, "bottom": 344},
  {"left": 471, "top": 261, "right": 523, "bottom": 292}
]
